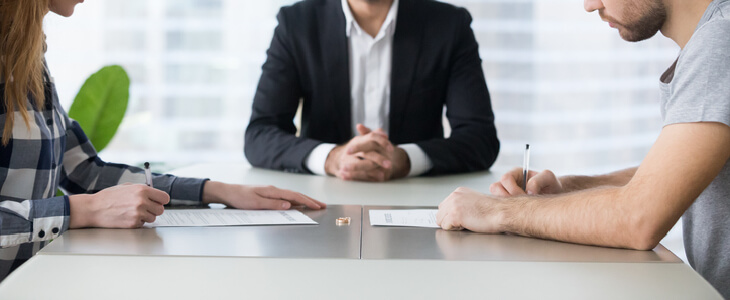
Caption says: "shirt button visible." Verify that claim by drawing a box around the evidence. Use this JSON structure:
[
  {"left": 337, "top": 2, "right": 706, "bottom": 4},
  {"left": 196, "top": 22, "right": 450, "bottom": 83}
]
[
  {"left": 46, "top": 119, "right": 53, "bottom": 126},
  {"left": 52, "top": 163, "right": 57, "bottom": 169},
  {"left": 52, "top": 227, "right": 59, "bottom": 234},
  {"left": 38, "top": 230, "right": 46, "bottom": 238}
]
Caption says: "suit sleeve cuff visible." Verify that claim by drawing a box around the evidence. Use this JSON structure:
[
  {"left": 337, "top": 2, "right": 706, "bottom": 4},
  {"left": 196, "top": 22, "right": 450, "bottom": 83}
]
[
  {"left": 305, "top": 143, "right": 336, "bottom": 176},
  {"left": 400, "top": 144, "right": 433, "bottom": 177}
]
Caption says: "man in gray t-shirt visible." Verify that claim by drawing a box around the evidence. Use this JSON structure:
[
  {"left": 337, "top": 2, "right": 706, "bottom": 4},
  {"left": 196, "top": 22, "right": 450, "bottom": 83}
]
[
  {"left": 659, "top": 1, "right": 730, "bottom": 296},
  {"left": 436, "top": 0, "right": 730, "bottom": 297}
]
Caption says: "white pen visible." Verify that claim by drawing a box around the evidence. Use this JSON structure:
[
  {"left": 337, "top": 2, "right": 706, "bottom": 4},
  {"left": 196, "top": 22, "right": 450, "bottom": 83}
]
[
  {"left": 144, "top": 162, "right": 154, "bottom": 188},
  {"left": 522, "top": 144, "right": 530, "bottom": 192}
]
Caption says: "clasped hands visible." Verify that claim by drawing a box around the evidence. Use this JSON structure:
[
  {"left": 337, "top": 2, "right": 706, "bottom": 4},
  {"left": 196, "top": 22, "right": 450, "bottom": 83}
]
[{"left": 325, "top": 124, "right": 410, "bottom": 182}]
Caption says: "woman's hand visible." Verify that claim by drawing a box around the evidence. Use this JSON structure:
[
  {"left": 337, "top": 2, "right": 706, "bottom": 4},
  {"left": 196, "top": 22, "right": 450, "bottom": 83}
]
[
  {"left": 202, "top": 181, "right": 326, "bottom": 210},
  {"left": 69, "top": 184, "right": 170, "bottom": 229}
]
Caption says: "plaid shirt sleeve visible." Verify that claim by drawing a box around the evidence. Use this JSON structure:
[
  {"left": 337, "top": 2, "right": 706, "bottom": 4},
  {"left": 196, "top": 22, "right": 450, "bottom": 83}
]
[
  {"left": 1, "top": 61, "right": 71, "bottom": 259},
  {"left": 58, "top": 114, "right": 208, "bottom": 206},
  {"left": 0, "top": 197, "right": 69, "bottom": 248},
  {"left": 1, "top": 83, "right": 71, "bottom": 248}
]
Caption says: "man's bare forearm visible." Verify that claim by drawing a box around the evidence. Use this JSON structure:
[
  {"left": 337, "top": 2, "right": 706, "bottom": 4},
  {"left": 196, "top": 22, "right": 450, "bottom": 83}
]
[
  {"left": 559, "top": 167, "right": 637, "bottom": 192},
  {"left": 501, "top": 184, "right": 657, "bottom": 250}
]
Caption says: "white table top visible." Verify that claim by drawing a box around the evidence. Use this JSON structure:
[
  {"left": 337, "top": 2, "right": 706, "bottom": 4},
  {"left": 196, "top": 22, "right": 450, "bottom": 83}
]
[
  {"left": 0, "top": 163, "right": 721, "bottom": 299},
  {"left": 39, "top": 205, "right": 363, "bottom": 259},
  {"left": 170, "top": 162, "right": 501, "bottom": 206}
]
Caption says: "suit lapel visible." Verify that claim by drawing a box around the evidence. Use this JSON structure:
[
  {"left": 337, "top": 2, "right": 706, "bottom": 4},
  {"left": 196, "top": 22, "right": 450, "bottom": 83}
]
[
  {"left": 390, "top": 0, "right": 423, "bottom": 142},
  {"left": 318, "top": 0, "right": 352, "bottom": 141}
]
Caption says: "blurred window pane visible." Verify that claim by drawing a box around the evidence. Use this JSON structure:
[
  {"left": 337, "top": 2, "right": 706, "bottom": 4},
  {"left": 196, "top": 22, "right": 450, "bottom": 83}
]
[
  {"left": 166, "top": 31, "right": 222, "bottom": 51},
  {"left": 166, "top": 0, "right": 223, "bottom": 18}
]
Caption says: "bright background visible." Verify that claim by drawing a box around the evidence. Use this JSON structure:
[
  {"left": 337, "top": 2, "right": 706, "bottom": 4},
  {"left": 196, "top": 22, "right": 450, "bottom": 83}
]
[{"left": 43, "top": 0, "right": 684, "bottom": 260}]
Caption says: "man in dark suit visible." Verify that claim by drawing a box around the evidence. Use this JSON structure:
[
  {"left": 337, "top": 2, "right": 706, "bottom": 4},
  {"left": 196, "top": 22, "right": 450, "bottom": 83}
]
[{"left": 245, "top": 0, "right": 499, "bottom": 182}]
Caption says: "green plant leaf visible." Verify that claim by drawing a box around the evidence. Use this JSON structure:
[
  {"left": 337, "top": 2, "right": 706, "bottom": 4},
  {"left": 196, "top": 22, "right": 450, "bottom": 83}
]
[{"left": 68, "top": 65, "right": 130, "bottom": 152}]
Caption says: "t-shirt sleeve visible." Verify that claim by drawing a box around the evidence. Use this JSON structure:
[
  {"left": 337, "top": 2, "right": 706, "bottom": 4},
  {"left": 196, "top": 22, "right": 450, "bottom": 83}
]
[{"left": 664, "top": 19, "right": 730, "bottom": 128}]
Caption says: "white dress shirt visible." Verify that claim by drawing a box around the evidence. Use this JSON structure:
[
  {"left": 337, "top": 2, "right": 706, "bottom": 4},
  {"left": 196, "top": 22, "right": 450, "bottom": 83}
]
[{"left": 305, "top": 0, "right": 433, "bottom": 177}]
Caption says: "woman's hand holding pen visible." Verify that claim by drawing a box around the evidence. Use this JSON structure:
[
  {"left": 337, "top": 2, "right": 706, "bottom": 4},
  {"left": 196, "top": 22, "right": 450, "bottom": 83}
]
[
  {"left": 489, "top": 167, "right": 564, "bottom": 197},
  {"left": 68, "top": 184, "right": 169, "bottom": 229},
  {"left": 201, "top": 181, "right": 326, "bottom": 210}
]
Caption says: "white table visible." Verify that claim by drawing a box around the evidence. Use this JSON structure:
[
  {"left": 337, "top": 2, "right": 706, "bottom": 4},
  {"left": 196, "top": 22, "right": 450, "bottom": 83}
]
[
  {"left": 172, "top": 163, "right": 502, "bottom": 207},
  {"left": 0, "top": 163, "right": 721, "bottom": 299}
]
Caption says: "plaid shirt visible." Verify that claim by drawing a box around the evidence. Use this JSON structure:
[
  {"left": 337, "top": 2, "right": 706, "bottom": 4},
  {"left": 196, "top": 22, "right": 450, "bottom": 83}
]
[{"left": 0, "top": 62, "right": 207, "bottom": 280}]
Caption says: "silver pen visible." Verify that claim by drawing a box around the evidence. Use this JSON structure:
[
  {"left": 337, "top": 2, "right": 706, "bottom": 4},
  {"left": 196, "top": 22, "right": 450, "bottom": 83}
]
[
  {"left": 144, "top": 162, "right": 154, "bottom": 188},
  {"left": 522, "top": 144, "right": 530, "bottom": 192}
]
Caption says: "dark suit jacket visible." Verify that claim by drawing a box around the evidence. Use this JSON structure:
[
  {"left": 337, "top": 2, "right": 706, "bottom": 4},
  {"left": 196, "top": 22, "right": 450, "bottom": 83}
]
[{"left": 245, "top": 0, "right": 500, "bottom": 175}]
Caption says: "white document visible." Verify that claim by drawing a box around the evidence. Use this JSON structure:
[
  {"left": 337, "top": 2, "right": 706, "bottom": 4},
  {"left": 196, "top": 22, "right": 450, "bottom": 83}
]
[
  {"left": 369, "top": 209, "right": 440, "bottom": 228},
  {"left": 144, "top": 209, "right": 318, "bottom": 228}
]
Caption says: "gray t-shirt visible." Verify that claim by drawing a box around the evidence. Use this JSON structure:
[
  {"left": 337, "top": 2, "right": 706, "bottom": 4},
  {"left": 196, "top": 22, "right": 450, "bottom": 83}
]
[{"left": 659, "top": 0, "right": 730, "bottom": 297}]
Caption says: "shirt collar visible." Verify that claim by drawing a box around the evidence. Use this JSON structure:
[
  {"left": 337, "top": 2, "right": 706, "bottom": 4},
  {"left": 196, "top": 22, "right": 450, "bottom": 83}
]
[{"left": 341, "top": 0, "right": 399, "bottom": 38}]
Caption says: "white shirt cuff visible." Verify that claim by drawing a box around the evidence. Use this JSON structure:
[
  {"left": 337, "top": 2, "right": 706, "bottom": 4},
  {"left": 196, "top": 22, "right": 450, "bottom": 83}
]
[
  {"left": 305, "top": 143, "right": 337, "bottom": 176},
  {"left": 399, "top": 143, "right": 433, "bottom": 177}
]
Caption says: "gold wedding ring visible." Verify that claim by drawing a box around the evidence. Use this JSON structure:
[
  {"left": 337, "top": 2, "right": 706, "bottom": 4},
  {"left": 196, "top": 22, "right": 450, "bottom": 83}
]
[{"left": 336, "top": 217, "right": 351, "bottom": 226}]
